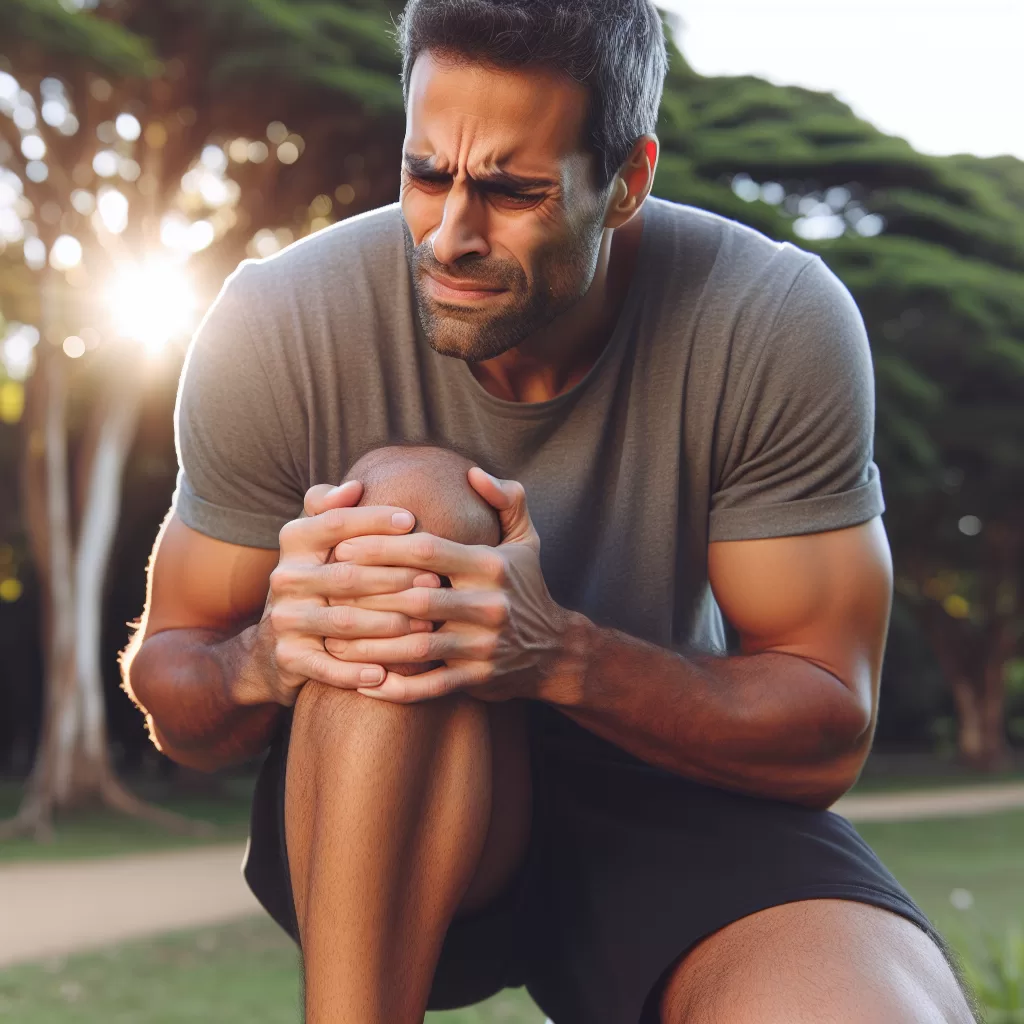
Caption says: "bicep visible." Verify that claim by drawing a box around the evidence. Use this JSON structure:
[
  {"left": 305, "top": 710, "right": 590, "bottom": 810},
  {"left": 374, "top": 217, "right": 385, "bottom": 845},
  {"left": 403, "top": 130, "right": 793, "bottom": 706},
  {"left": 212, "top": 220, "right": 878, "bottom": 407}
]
[
  {"left": 142, "top": 513, "right": 279, "bottom": 638},
  {"left": 707, "top": 517, "right": 893, "bottom": 716}
]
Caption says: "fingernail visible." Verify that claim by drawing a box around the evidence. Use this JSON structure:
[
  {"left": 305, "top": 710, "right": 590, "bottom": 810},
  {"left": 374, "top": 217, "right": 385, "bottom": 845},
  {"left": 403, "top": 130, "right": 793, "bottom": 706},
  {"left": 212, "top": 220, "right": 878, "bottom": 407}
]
[
  {"left": 392, "top": 511, "right": 414, "bottom": 530},
  {"left": 414, "top": 573, "right": 441, "bottom": 589},
  {"left": 329, "top": 481, "right": 356, "bottom": 496},
  {"left": 412, "top": 620, "right": 434, "bottom": 632},
  {"left": 360, "top": 668, "right": 384, "bottom": 685}
]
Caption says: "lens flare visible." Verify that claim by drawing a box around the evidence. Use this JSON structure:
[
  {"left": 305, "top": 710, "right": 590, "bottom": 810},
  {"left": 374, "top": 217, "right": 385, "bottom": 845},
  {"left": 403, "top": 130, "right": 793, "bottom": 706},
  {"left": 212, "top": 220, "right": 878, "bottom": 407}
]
[{"left": 106, "top": 259, "right": 197, "bottom": 354}]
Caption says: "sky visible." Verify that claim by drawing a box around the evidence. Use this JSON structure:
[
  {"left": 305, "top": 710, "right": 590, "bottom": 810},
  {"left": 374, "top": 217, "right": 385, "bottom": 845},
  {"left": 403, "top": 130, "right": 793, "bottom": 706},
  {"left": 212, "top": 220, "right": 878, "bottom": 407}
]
[{"left": 660, "top": 0, "right": 1024, "bottom": 161}]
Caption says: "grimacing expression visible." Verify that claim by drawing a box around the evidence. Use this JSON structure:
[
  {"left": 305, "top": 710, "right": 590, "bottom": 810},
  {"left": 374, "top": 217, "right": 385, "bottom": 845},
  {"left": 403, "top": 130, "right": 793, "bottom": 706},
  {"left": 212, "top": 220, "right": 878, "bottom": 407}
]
[{"left": 401, "top": 52, "right": 610, "bottom": 362}]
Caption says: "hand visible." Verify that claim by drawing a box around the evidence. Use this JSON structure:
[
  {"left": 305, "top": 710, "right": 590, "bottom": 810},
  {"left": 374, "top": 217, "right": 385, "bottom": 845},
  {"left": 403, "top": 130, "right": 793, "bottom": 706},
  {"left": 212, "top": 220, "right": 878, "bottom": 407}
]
[
  {"left": 245, "top": 481, "right": 441, "bottom": 708},
  {"left": 325, "top": 470, "right": 574, "bottom": 704}
]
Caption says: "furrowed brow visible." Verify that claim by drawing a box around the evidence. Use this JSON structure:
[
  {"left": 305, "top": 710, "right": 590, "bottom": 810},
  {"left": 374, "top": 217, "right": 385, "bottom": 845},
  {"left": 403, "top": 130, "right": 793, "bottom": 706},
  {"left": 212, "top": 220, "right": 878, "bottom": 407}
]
[{"left": 402, "top": 153, "right": 556, "bottom": 191}]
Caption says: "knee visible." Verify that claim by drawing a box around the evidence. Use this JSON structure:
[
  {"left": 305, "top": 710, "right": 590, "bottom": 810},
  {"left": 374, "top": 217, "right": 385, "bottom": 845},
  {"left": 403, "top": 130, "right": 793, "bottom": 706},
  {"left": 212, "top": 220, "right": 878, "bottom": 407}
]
[{"left": 291, "top": 681, "right": 487, "bottom": 759}]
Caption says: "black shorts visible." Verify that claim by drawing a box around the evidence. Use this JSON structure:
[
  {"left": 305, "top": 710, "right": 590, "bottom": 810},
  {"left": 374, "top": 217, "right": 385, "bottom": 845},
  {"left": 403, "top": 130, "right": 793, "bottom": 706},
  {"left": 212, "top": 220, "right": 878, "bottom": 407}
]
[{"left": 243, "top": 702, "right": 948, "bottom": 1024}]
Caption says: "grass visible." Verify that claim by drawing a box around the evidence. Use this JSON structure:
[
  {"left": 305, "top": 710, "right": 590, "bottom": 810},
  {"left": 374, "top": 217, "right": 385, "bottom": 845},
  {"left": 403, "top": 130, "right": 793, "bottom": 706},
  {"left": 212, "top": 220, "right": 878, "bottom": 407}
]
[
  {"left": 0, "top": 917, "right": 546, "bottom": 1024},
  {"left": 2, "top": 809, "right": 1022, "bottom": 1022},
  {"left": 0, "top": 779, "right": 254, "bottom": 864},
  {"left": 2, "top": 752, "right": 1022, "bottom": 863},
  {"left": 858, "top": 810, "right": 1024, "bottom": 962}
]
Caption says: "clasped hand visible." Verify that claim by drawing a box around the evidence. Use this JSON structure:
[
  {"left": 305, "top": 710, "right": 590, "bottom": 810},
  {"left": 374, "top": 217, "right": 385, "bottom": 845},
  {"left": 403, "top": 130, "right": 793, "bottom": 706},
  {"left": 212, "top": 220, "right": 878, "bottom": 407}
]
[{"left": 326, "top": 469, "right": 569, "bottom": 704}]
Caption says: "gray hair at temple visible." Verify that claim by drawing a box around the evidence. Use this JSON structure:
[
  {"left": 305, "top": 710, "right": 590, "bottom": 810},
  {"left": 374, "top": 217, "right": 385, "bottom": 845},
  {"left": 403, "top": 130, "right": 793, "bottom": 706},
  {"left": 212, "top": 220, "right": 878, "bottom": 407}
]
[{"left": 394, "top": 0, "right": 669, "bottom": 190}]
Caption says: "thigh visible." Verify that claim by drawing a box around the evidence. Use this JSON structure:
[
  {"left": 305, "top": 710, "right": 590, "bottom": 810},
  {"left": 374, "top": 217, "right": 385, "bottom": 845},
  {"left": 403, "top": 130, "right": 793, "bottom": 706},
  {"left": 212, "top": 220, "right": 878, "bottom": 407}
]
[
  {"left": 457, "top": 698, "right": 532, "bottom": 915},
  {"left": 660, "top": 899, "right": 978, "bottom": 1024}
]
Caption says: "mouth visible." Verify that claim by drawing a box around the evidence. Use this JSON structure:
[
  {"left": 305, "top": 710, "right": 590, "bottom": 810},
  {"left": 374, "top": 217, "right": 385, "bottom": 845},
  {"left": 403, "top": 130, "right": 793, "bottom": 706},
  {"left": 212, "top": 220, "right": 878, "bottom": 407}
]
[{"left": 424, "top": 271, "right": 507, "bottom": 303}]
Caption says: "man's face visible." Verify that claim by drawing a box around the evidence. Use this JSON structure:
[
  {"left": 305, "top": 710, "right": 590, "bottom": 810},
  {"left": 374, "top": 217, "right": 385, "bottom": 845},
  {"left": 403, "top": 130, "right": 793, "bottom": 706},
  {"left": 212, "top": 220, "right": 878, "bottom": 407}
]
[{"left": 401, "top": 51, "right": 609, "bottom": 362}]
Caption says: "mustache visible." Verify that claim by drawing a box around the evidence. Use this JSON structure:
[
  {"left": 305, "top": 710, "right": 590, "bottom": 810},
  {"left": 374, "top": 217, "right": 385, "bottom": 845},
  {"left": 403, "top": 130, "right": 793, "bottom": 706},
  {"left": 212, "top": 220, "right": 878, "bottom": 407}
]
[{"left": 409, "top": 239, "right": 524, "bottom": 291}]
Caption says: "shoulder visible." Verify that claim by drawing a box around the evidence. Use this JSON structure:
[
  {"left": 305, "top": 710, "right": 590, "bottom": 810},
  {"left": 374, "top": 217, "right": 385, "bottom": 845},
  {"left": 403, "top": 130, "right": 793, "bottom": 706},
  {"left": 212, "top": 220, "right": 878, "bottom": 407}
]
[
  {"left": 229, "top": 202, "right": 407, "bottom": 311},
  {"left": 644, "top": 196, "right": 819, "bottom": 307}
]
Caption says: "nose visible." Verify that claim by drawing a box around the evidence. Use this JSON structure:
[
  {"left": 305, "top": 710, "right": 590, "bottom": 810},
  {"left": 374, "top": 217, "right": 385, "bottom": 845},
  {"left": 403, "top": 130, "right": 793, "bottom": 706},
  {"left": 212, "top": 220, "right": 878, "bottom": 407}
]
[{"left": 430, "top": 185, "right": 490, "bottom": 267}]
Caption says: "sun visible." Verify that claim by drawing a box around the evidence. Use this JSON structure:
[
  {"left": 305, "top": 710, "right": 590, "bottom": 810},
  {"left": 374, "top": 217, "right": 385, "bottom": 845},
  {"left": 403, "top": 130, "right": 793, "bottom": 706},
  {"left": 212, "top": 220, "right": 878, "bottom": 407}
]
[{"left": 106, "top": 259, "right": 198, "bottom": 354}]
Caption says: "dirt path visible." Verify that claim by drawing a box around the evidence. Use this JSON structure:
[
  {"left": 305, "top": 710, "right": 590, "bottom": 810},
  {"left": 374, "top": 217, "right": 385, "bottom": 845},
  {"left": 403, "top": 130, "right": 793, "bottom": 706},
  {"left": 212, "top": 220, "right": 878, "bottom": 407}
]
[
  {"left": 833, "top": 780, "right": 1024, "bottom": 822},
  {"left": 3, "top": 782, "right": 1024, "bottom": 969},
  {"left": 0, "top": 843, "right": 258, "bottom": 968}
]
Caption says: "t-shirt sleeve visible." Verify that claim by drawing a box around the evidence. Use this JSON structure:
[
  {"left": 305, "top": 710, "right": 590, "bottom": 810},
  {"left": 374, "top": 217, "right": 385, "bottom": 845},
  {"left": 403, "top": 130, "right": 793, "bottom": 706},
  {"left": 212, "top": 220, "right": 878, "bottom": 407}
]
[
  {"left": 172, "top": 262, "right": 305, "bottom": 549},
  {"left": 708, "top": 254, "right": 885, "bottom": 543}
]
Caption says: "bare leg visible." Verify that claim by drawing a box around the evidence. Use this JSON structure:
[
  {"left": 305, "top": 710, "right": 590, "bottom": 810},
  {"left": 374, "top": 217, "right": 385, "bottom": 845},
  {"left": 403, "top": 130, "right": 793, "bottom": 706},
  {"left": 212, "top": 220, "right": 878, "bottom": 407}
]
[{"left": 285, "top": 683, "right": 530, "bottom": 1024}]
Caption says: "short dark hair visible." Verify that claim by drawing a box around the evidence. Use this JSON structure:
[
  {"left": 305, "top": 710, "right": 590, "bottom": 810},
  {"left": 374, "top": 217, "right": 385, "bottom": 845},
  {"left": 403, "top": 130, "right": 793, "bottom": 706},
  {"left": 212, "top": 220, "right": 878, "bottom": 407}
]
[{"left": 395, "top": 0, "right": 669, "bottom": 189}]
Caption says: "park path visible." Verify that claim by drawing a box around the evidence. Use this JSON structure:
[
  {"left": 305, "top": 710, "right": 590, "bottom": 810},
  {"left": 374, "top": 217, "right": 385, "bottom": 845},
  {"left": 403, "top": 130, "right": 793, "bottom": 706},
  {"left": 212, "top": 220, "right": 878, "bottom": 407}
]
[
  {"left": 0, "top": 842, "right": 259, "bottom": 968},
  {"left": 2, "top": 781, "right": 1024, "bottom": 969}
]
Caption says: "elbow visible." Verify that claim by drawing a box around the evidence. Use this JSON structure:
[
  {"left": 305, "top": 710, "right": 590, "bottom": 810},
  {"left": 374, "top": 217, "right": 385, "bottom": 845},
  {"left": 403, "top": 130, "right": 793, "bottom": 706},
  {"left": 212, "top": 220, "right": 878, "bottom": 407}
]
[
  {"left": 147, "top": 717, "right": 225, "bottom": 775},
  {"left": 800, "top": 727, "right": 873, "bottom": 811}
]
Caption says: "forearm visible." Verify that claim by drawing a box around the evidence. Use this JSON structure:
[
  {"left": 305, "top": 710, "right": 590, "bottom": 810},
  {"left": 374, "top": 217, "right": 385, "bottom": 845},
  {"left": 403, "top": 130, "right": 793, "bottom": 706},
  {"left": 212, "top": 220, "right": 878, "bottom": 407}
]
[
  {"left": 547, "top": 615, "right": 873, "bottom": 808},
  {"left": 124, "top": 625, "right": 284, "bottom": 773}
]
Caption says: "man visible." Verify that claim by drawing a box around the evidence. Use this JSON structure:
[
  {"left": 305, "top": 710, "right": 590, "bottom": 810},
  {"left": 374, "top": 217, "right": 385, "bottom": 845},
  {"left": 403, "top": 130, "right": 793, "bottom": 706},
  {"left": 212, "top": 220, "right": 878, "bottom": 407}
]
[{"left": 123, "top": 1, "right": 979, "bottom": 1021}]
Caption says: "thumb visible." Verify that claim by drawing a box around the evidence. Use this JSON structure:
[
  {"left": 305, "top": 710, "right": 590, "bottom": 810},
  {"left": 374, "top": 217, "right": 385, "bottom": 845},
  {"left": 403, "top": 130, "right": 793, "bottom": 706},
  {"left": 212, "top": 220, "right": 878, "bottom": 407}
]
[
  {"left": 304, "top": 479, "right": 363, "bottom": 518},
  {"left": 468, "top": 468, "right": 537, "bottom": 547}
]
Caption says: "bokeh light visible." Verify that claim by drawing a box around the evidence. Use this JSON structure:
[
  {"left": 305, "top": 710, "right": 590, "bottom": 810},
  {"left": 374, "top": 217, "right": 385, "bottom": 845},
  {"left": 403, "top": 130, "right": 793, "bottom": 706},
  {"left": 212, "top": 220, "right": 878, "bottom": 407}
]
[
  {"left": 106, "top": 259, "right": 198, "bottom": 354},
  {"left": 96, "top": 188, "right": 129, "bottom": 234},
  {"left": 62, "top": 335, "right": 86, "bottom": 359},
  {"left": 49, "top": 234, "right": 83, "bottom": 270},
  {"left": 115, "top": 113, "right": 142, "bottom": 141}
]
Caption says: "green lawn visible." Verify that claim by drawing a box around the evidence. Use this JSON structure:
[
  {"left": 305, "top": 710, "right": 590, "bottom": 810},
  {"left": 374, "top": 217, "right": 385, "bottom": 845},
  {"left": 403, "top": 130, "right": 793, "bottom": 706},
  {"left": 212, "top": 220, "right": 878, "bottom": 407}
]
[
  {"left": 0, "top": 918, "right": 545, "bottom": 1024},
  {"left": 2, "top": 754, "right": 1022, "bottom": 863},
  {"left": 858, "top": 809, "right": 1024, "bottom": 961},
  {"left": 1, "top": 809, "right": 1021, "bottom": 1023}
]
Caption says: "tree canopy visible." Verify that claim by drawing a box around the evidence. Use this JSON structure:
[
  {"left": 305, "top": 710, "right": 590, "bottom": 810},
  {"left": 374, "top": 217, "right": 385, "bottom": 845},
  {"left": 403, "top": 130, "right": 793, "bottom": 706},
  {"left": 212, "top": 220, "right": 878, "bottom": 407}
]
[{"left": 1, "top": 0, "right": 1021, "bottom": 771}]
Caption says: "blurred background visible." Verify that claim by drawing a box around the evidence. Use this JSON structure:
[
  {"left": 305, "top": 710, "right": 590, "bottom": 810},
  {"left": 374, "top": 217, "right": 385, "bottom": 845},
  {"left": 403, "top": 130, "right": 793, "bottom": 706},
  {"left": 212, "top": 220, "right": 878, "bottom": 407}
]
[{"left": 0, "top": 1, "right": 1021, "bottom": 1021}]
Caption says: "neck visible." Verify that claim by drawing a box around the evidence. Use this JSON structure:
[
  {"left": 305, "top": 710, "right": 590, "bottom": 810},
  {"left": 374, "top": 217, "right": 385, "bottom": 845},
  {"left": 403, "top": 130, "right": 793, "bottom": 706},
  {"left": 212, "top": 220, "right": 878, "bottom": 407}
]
[{"left": 468, "top": 211, "right": 646, "bottom": 403}]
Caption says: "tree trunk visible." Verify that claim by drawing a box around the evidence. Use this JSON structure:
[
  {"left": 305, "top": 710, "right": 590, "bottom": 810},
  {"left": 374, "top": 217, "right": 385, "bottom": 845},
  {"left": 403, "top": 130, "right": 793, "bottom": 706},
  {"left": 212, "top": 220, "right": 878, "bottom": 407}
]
[
  {"left": 2, "top": 347, "right": 206, "bottom": 840},
  {"left": 921, "top": 585, "right": 1017, "bottom": 773}
]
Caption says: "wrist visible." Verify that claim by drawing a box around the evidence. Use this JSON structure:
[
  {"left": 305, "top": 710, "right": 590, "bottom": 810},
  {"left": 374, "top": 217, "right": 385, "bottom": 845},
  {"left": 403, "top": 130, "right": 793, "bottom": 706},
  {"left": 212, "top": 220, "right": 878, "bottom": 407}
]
[
  {"left": 537, "top": 609, "right": 595, "bottom": 708},
  {"left": 227, "top": 621, "right": 281, "bottom": 708}
]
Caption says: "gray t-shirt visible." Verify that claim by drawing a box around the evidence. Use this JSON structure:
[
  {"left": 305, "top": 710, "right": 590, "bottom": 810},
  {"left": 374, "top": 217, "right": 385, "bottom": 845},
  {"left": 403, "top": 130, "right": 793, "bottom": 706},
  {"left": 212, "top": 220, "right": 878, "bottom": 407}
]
[{"left": 173, "top": 197, "right": 884, "bottom": 656}]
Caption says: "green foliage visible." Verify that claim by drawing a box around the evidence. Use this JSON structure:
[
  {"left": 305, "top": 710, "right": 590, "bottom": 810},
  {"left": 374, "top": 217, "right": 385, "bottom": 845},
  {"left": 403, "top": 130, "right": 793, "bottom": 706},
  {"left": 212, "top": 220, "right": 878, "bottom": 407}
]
[
  {"left": 956, "top": 925, "right": 1024, "bottom": 1023},
  {"left": 2, "top": 0, "right": 153, "bottom": 76}
]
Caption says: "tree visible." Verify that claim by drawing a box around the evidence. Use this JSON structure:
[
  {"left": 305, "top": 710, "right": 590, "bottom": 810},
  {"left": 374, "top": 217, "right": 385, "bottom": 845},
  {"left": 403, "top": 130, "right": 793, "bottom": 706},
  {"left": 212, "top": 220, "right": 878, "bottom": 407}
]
[
  {"left": 0, "top": 0, "right": 406, "bottom": 837},
  {"left": 649, "top": 49, "right": 1024, "bottom": 768}
]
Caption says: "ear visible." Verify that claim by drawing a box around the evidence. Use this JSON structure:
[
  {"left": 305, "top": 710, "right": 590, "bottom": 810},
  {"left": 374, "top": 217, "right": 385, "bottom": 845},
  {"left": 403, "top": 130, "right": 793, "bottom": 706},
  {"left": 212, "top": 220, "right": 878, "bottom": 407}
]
[{"left": 605, "top": 134, "right": 660, "bottom": 229}]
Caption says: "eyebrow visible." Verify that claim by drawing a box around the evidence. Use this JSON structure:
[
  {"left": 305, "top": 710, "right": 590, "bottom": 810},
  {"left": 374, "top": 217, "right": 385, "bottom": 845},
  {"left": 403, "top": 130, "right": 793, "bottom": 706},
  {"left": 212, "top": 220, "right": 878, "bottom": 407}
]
[{"left": 403, "top": 153, "right": 558, "bottom": 191}]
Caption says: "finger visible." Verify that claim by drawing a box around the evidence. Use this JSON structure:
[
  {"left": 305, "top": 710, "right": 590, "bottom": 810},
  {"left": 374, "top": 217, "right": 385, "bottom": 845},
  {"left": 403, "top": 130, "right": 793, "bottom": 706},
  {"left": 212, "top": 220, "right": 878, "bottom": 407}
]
[
  {"left": 280, "top": 645, "right": 386, "bottom": 690},
  {"left": 328, "top": 627, "right": 483, "bottom": 666},
  {"left": 352, "top": 587, "right": 509, "bottom": 629},
  {"left": 317, "top": 604, "right": 436, "bottom": 641},
  {"left": 467, "top": 469, "right": 537, "bottom": 547},
  {"left": 334, "top": 533, "right": 503, "bottom": 580},
  {"left": 317, "top": 563, "right": 441, "bottom": 601},
  {"left": 304, "top": 480, "right": 363, "bottom": 518},
  {"left": 280, "top": 504, "right": 417, "bottom": 556},
  {"left": 357, "top": 663, "right": 488, "bottom": 704}
]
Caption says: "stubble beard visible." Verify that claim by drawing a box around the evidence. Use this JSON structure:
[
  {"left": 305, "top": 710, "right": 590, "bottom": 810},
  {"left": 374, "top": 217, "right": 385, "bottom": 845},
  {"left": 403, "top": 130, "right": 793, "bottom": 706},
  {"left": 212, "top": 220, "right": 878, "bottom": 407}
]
[{"left": 403, "top": 219, "right": 604, "bottom": 363}]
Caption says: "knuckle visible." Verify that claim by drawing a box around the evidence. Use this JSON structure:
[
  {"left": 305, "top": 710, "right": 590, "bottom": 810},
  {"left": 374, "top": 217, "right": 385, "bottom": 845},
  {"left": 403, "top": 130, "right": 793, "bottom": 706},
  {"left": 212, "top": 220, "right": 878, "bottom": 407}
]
[
  {"left": 329, "top": 604, "right": 353, "bottom": 632},
  {"left": 270, "top": 564, "right": 301, "bottom": 596},
  {"left": 410, "top": 633, "right": 434, "bottom": 660},
  {"left": 268, "top": 603, "right": 293, "bottom": 635},
  {"left": 331, "top": 561, "right": 355, "bottom": 589},
  {"left": 483, "top": 553, "right": 507, "bottom": 584},
  {"left": 485, "top": 595, "right": 509, "bottom": 627},
  {"left": 411, "top": 588, "right": 436, "bottom": 618},
  {"left": 322, "top": 507, "right": 347, "bottom": 531},
  {"left": 278, "top": 520, "right": 299, "bottom": 549},
  {"left": 274, "top": 636, "right": 302, "bottom": 670},
  {"left": 410, "top": 535, "right": 436, "bottom": 562}
]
